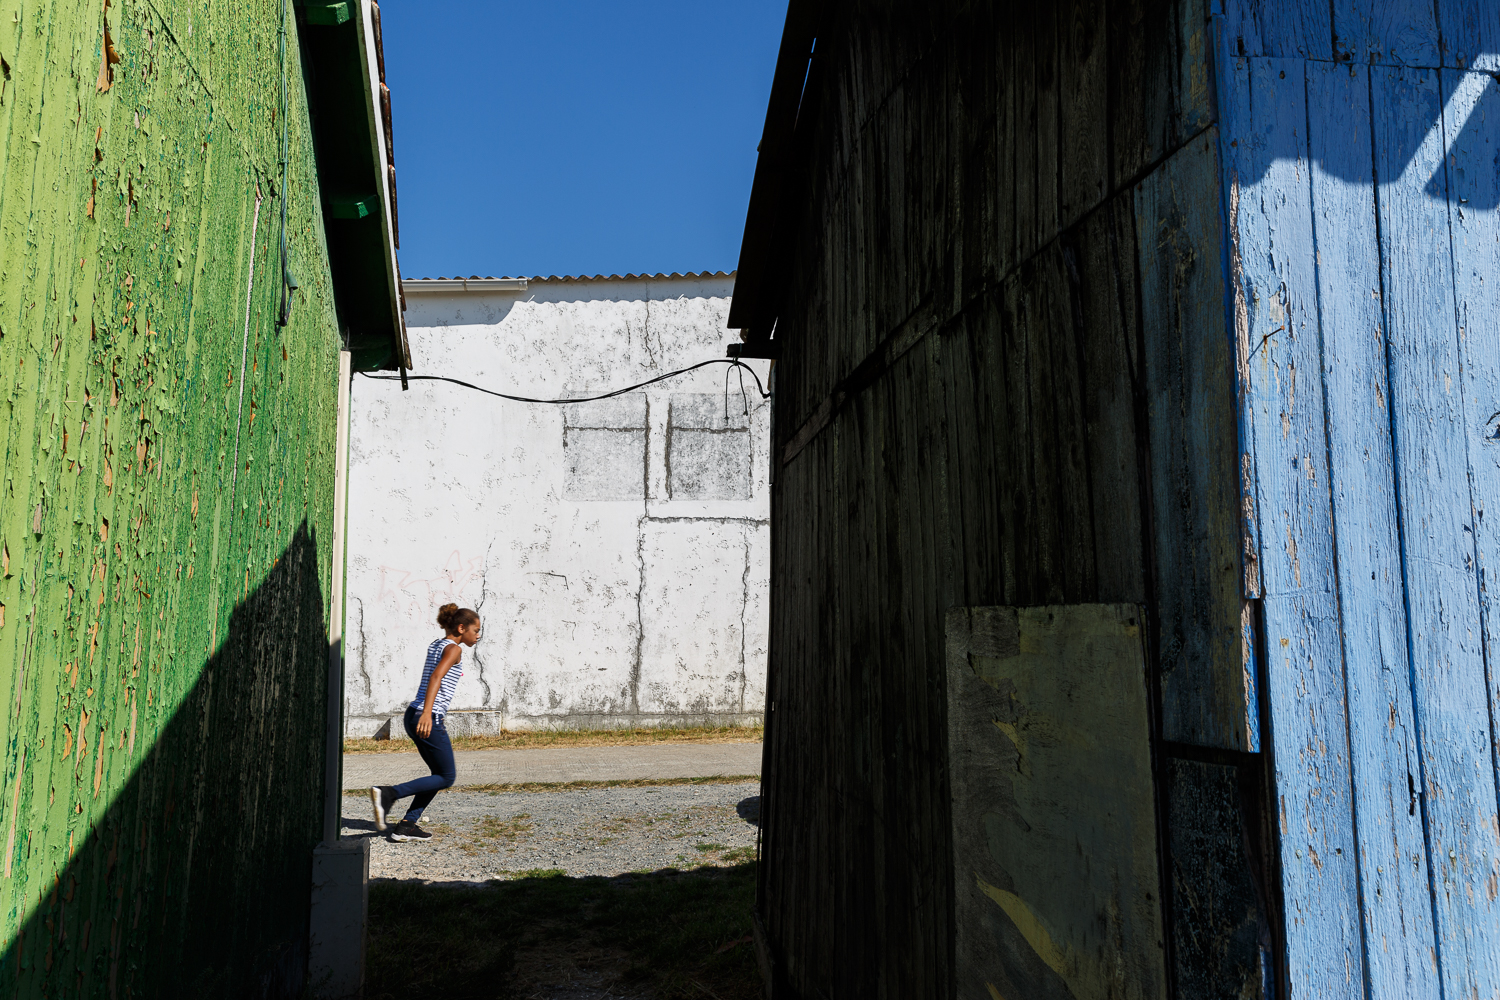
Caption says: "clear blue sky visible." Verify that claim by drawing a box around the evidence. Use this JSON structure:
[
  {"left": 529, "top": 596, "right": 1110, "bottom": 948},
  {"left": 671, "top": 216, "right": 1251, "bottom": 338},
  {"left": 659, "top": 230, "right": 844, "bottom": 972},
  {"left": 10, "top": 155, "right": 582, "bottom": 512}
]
[{"left": 380, "top": 1, "right": 789, "bottom": 280}]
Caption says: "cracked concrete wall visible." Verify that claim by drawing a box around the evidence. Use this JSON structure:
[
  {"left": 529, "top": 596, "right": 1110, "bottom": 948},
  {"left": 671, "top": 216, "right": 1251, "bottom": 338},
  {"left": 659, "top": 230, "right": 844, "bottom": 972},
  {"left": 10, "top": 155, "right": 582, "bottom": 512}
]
[{"left": 345, "top": 275, "right": 769, "bottom": 733}]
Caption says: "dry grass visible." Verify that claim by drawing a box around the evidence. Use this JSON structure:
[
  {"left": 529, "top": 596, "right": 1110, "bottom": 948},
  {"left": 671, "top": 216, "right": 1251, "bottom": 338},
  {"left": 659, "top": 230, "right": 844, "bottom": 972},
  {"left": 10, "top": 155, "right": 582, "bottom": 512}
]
[{"left": 344, "top": 722, "right": 763, "bottom": 755}]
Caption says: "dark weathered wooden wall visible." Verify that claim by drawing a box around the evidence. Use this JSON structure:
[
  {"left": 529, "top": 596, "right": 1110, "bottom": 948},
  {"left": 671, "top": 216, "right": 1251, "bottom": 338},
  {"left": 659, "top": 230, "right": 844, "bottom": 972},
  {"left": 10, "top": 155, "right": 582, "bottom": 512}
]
[
  {"left": 756, "top": 0, "right": 1267, "bottom": 995},
  {"left": 756, "top": 0, "right": 1500, "bottom": 997}
]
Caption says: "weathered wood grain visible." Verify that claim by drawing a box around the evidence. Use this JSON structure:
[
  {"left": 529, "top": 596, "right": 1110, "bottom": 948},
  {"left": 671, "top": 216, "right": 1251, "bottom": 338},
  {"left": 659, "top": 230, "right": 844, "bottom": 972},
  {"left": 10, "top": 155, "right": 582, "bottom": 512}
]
[
  {"left": 1059, "top": 0, "right": 1110, "bottom": 228},
  {"left": 1373, "top": 64, "right": 1500, "bottom": 1000},
  {"left": 1333, "top": 0, "right": 1439, "bottom": 66},
  {"left": 1442, "top": 65, "right": 1500, "bottom": 809},
  {"left": 947, "top": 605, "right": 1165, "bottom": 1000},
  {"left": 1219, "top": 0, "right": 1332, "bottom": 62},
  {"left": 1136, "top": 130, "right": 1253, "bottom": 751},
  {"left": 751, "top": 2, "right": 1250, "bottom": 994},
  {"left": 1166, "top": 759, "right": 1266, "bottom": 998},
  {"left": 1222, "top": 55, "right": 1365, "bottom": 1000},
  {"left": 1433, "top": 0, "right": 1500, "bottom": 68},
  {"left": 1431, "top": 64, "right": 1500, "bottom": 995},
  {"left": 1110, "top": 0, "right": 1214, "bottom": 184},
  {"left": 1305, "top": 59, "right": 1441, "bottom": 1000},
  {"left": 1068, "top": 200, "right": 1147, "bottom": 602}
]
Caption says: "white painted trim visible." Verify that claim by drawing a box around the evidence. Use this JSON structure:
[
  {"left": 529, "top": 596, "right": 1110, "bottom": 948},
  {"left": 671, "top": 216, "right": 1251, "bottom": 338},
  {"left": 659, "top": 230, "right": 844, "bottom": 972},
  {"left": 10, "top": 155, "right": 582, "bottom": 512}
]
[{"left": 324, "top": 350, "right": 354, "bottom": 844}]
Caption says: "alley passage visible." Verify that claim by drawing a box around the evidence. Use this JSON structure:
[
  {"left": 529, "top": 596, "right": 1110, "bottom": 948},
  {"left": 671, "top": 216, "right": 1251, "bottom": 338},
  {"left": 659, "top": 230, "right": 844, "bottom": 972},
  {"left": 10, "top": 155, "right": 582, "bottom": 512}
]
[{"left": 350, "top": 783, "right": 762, "bottom": 999}]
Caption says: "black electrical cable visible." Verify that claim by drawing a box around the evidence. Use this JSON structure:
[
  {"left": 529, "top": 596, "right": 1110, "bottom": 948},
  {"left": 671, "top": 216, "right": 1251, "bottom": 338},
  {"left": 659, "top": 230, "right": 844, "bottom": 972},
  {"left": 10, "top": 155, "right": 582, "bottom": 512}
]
[{"left": 357, "top": 358, "right": 770, "bottom": 404}]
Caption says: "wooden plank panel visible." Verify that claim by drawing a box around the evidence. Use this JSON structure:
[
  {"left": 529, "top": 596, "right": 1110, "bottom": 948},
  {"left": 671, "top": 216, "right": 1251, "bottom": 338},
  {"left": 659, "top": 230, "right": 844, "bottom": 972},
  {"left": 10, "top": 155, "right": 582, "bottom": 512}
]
[
  {"left": 1059, "top": 0, "right": 1109, "bottom": 228},
  {"left": 1305, "top": 59, "right": 1441, "bottom": 1000},
  {"left": 1001, "top": 272, "right": 1039, "bottom": 603},
  {"left": 1135, "top": 129, "right": 1252, "bottom": 751},
  {"left": 1219, "top": 0, "right": 1331, "bottom": 62},
  {"left": 1033, "top": 5, "right": 1061, "bottom": 251},
  {"left": 1442, "top": 66, "right": 1500, "bottom": 783},
  {"left": 956, "top": 2, "right": 1002, "bottom": 301},
  {"left": 1026, "top": 248, "right": 1097, "bottom": 603},
  {"left": 1109, "top": 0, "right": 1175, "bottom": 183},
  {"left": 1432, "top": 64, "right": 1500, "bottom": 995},
  {"left": 1069, "top": 197, "right": 1147, "bottom": 604},
  {"left": 1013, "top": 6, "right": 1044, "bottom": 263},
  {"left": 1333, "top": 0, "right": 1439, "bottom": 67},
  {"left": 1223, "top": 56, "right": 1365, "bottom": 1000},
  {"left": 1372, "top": 63, "right": 1500, "bottom": 1000},
  {"left": 994, "top": 3, "right": 1021, "bottom": 283},
  {"left": 1175, "top": 0, "right": 1214, "bottom": 137},
  {"left": 1166, "top": 760, "right": 1266, "bottom": 998},
  {"left": 1433, "top": 0, "right": 1500, "bottom": 69},
  {"left": 947, "top": 605, "right": 1165, "bottom": 1000}
]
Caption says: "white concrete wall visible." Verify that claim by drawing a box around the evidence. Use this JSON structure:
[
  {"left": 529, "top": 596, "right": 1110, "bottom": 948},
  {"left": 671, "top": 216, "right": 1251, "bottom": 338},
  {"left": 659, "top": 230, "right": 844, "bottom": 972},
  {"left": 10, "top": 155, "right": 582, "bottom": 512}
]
[{"left": 345, "top": 274, "right": 769, "bottom": 735}]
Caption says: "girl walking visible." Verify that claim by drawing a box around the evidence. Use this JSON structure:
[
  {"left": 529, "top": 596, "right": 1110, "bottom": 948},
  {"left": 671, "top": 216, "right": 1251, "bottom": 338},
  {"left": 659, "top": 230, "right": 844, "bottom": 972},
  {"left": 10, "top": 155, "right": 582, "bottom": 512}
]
[{"left": 369, "top": 603, "right": 482, "bottom": 841}]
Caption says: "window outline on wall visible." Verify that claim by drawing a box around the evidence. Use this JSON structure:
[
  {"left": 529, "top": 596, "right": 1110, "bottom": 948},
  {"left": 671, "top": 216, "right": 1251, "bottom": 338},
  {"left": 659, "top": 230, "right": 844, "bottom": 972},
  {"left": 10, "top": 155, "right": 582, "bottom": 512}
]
[
  {"left": 665, "top": 393, "right": 754, "bottom": 501},
  {"left": 561, "top": 393, "right": 649, "bottom": 501}
]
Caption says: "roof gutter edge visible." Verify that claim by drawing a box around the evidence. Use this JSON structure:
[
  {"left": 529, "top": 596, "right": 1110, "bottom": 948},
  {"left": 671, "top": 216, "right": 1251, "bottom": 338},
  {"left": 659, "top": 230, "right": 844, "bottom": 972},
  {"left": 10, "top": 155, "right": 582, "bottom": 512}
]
[
  {"left": 356, "top": 0, "right": 410, "bottom": 368},
  {"left": 402, "top": 278, "right": 531, "bottom": 294}
]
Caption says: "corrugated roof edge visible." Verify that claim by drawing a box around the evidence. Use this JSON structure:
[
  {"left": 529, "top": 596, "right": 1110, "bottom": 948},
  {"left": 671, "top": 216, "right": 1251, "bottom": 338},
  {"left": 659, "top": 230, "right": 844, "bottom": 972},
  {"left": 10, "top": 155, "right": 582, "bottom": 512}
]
[{"left": 402, "top": 269, "right": 735, "bottom": 290}]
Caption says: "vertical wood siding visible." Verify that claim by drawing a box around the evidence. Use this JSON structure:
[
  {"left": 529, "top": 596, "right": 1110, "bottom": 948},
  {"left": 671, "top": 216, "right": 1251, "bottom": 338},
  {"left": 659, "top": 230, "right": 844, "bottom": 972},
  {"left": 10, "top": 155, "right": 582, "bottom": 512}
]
[
  {"left": 1219, "top": 1, "right": 1500, "bottom": 994},
  {"left": 0, "top": 0, "right": 345, "bottom": 994},
  {"left": 758, "top": 0, "right": 1268, "bottom": 995},
  {"left": 759, "top": 0, "right": 1499, "bottom": 995}
]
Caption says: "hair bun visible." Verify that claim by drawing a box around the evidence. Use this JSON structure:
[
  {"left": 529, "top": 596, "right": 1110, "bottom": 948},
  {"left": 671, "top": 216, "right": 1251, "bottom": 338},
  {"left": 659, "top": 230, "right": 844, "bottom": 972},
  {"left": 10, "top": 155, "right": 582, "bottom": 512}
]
[{"left": 436, "top": 603, "right": 460, "bottom": 629}]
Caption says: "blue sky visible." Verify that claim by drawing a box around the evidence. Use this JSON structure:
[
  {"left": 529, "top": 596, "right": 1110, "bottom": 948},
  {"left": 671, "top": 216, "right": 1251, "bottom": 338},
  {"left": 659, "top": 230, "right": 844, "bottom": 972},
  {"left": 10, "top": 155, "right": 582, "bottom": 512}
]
[{"left": 380, "top": 2, "right": 788, "bottom": 280}]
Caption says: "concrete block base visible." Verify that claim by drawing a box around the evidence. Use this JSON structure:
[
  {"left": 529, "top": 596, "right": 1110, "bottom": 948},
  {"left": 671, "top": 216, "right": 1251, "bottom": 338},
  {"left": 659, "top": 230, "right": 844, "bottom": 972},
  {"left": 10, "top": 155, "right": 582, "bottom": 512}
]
[{"left": 308, "top": 838, "right": 370, "bottom": 1000}]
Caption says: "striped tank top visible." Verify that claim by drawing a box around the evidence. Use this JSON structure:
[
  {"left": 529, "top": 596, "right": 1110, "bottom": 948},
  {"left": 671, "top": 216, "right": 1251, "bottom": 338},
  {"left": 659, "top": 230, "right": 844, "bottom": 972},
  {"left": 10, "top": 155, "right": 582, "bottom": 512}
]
[{"left": 409, "top": 637, "right": 463, "bottom": 721}]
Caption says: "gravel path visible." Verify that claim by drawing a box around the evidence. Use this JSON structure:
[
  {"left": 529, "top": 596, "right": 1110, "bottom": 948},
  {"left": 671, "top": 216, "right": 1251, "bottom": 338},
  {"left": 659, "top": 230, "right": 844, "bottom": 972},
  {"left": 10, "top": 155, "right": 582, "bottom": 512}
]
[{"left": 342, "top": 782, "right": 761, "bottom": 883}]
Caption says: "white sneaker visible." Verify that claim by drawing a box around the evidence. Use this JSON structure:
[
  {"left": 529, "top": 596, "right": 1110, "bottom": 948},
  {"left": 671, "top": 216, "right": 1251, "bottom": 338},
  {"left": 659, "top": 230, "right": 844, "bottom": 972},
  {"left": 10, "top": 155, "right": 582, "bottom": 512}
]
[{"left": 370, "top": 785, "right": 397, "bottom": 832}]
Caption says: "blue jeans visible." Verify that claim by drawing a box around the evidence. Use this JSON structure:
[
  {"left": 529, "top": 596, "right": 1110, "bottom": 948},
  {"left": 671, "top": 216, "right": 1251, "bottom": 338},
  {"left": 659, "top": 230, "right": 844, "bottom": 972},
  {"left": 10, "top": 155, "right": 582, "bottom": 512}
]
[{"left": 392, "top": 705, "right": 456, "bottom": 821}]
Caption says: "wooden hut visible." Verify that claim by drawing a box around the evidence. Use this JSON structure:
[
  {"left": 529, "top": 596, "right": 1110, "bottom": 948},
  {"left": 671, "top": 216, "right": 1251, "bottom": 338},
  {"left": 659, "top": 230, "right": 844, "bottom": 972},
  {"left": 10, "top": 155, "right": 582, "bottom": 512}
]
[{"left": 730, "top": 1, "right": 1500, "bottom": 997}]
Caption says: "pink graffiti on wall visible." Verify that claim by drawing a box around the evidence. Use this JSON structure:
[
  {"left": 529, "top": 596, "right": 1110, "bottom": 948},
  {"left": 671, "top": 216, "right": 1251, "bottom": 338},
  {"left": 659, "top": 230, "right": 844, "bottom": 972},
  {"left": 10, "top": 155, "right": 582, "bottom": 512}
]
[{"left": 376, "top": 550, "right": 485, "bottom": 614}]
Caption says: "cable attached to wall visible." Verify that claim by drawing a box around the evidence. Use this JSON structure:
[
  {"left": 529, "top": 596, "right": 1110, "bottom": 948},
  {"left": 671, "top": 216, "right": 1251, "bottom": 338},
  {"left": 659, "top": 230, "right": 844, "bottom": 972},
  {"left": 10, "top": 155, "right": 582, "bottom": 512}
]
[{"left": 357, "top": 358, "right": 771, "bottom": 407}]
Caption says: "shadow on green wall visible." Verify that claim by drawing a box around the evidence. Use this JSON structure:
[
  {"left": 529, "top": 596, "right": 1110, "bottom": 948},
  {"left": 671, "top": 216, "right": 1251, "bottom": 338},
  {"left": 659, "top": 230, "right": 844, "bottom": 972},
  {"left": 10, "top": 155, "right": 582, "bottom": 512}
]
[{"left": 3, "top": 523, "right": 331, "bottom": 999}]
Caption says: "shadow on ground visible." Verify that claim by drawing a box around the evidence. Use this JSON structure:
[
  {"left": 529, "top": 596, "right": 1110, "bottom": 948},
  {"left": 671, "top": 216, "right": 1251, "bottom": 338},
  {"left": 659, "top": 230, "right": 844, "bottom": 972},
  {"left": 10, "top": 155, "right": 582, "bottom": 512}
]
[
  {"left": 735, "top": 796, "right": 759, "bottom": 827},
  {"left": 3, "top": 524, "right": 329, "bottom": 998},
  {"left": 367, "top": 863, "right": 761, "bottom": 1000}
]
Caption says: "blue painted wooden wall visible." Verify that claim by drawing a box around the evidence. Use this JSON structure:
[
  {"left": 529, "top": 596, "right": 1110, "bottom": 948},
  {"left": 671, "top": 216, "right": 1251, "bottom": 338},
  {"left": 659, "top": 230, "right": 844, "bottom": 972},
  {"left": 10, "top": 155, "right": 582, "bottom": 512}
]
[{"left": 1218, "top": 1, "right": 1500, "bottom": 996}]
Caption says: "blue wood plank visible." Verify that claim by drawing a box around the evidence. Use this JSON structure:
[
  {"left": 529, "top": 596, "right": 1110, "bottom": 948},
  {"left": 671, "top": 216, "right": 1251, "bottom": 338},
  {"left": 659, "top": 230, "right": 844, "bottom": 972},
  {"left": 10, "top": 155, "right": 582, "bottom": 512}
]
[
  {"left": 1221, "top": 56, "right": 1365, "bottom": 1000},
  {"left": 1334, "top": 0, "right": 1439, "bottom": 67},
  {"left": 1433, "top": 0, "right": 1500, "bottom": 70},
  {"left": 1434, "top": 64, "right": 1500, "bottom": 990},
  {"left": 1220, "top": 0, "right": 1332, "bottom": 60},
  {"left": 1306, "top": 59, "right": 1441, "bottom": 1000},
  {"left": 1372, "top": 63, "right": 1500, "bottom": 1000}
]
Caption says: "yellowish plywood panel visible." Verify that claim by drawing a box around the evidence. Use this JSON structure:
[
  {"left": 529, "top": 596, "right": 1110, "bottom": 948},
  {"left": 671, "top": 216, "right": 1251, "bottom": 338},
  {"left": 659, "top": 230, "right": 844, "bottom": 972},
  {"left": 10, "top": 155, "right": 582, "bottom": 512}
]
[{"left": 947, "top": 605, "right": 1166, "bottom": 1000}]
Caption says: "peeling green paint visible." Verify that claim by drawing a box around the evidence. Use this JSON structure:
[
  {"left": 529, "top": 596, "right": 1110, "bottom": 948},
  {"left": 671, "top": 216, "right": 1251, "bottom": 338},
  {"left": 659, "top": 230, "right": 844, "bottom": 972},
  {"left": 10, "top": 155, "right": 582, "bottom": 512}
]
[{"left": 0, "top": 0, "right": 346, "bottom": 993}]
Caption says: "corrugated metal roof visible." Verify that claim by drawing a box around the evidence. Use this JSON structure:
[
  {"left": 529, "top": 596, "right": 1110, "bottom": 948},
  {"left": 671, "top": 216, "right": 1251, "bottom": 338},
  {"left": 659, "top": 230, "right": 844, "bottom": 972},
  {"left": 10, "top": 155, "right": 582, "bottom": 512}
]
[{"left": 402, "top": 270, "right": 734, "bottom": 293}]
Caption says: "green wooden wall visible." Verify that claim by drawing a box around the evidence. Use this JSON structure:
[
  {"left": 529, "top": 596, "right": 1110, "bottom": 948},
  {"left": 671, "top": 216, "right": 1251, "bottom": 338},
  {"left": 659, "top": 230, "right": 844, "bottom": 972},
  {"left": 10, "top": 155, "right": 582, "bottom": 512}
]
[{"left": 0, "top": 0, "right": 345, "bottom": 994}]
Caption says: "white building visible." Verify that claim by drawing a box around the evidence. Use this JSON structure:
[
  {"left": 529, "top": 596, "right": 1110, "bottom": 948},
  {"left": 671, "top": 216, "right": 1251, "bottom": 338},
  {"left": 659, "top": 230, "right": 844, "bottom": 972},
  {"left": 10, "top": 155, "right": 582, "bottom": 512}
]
[{"left": 344, "top": 271, "right": 770, "bottom": 737}]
